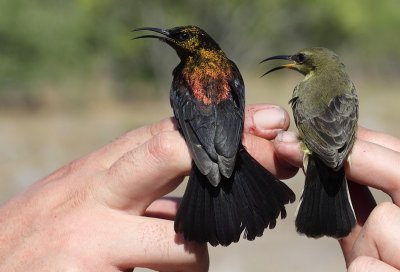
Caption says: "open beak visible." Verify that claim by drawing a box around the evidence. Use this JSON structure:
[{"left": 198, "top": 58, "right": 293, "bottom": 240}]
[
  {"left": 260, "top": 55, "right": 297, "bottom": 77},
  {"left": 132, "top": 27, "right": 174, "bottom": 44}
]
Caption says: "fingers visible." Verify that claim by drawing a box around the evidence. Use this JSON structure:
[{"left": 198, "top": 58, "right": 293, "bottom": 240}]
[
  {"left": 92, "top": 103, "right": 294, "bottom": 211},
  {"left": 75, "top": 211, "right": 208, "bottom": 272},
  {"left": 242, "top": 105, "right": 297, "bottom": 179},
  {"left": 350, "top": 127, "right": 400, "bottom": 199},
  {"left": 348, "top": 256, "right": 400, "bottom": 272},
  {"left": 145, "top": 197, "right": 181, "bottom": 220},
  {"left": 349, "top": 202, "right": 400, "bottom": 270},
  {"left": 96, "top": 131, "right": 191, "bottom": 214},
  {"left": 242, "top": 132, "right": 298, "bottom": 179},
  {"left": 244, "top": 104, "right": 290, "bottom": 139},
  {"left": 273, "top": 131, "right": 303, "bottom": 168},
  {"left": 94, "top": 117, "right": 177, "bottom": 168},
  {"left": 345, "top": 140, "right": 400, "bottom": 204},
  {"left": 273, "top": 131, "right": 400, "bottom": 201},
  {"left": 118, "top": 217, "right": 209, "bottom": 272},
  {"left": 339, "top": 182, "right": 377, "bottom": 266},
  {"left": 358, "top": 127, "right": 400, "bottom": 152},
  {"left": 93, "top": 104, "right": 289, "bottom": 169}
]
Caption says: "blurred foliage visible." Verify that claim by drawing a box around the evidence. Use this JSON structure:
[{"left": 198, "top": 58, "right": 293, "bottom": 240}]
[{"left": 0, "top": 0, "right": 399, "bottom": 107}]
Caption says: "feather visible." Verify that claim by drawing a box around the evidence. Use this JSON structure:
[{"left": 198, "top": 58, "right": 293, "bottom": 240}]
[
  {"left": 175, "top": 147, "right": 295, "bottom": 246},
  {"left": 295, "top": 155, "right": 356, "bottom": 238}
]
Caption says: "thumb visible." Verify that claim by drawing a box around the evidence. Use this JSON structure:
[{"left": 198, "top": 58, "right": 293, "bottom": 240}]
[
  {"left": 96, "top": 131, "right": 192, "bottom": 214},
  {"left": 273, "top": 130, "right": 304, "bottom": 168}
]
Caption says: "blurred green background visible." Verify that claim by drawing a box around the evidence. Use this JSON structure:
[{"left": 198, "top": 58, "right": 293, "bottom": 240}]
[
  {"left": 1, "top": 0, "right": 400, "bottom": 107},
  {"left": 1, "top": 0, "right": 400, "bottom": 271}
]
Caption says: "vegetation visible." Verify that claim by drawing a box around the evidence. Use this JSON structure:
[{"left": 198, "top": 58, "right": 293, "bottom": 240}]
[{"left": 1, "top": 0, "right": 399, "bottom": 107}]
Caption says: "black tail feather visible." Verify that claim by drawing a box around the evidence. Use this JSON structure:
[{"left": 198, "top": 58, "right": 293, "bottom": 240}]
[
  {"left": 295, "top": 155, "right": 356, "bottom": 238},
  {"left": 174, "top": 146, "right": 295, "bottom": 246}
]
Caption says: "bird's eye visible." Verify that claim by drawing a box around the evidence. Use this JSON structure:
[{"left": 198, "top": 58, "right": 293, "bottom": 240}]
[
  {"left": 178, "top": 32, "right": 192, "bottom": 41},
  {"left": 296, "top": 53, "right": 306, "bottom": 63}
]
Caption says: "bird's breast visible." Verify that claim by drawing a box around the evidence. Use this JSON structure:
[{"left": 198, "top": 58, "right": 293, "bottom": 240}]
[{"left": 182, "top": 63, "right": 233, "bottom": 105}]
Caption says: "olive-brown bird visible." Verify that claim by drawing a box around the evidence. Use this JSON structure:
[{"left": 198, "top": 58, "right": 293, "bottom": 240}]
[
  {"left": 261, "top": 47, "right": 358, "bottom": 238},
  {"left": 134, "top": 25, "right": 295, "bottom": 246}
]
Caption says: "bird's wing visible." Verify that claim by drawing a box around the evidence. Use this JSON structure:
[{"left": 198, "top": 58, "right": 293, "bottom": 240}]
[
  {"left": 214, "top": 66, "right": 244, "bottom": 177},
  {"left": 170, "top": 81, "right": 220, "bottom": 184},
  {"left": 292, "top": 84, "right": 358, "bottom": 169}
]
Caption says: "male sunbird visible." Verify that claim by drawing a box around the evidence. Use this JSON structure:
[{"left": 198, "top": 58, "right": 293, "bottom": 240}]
[
  {"left": 261, "top": 47, "right": 358, "bottom": 238},
  {"left": 134, "top": 25, "right": 295, "bottom": 246}
]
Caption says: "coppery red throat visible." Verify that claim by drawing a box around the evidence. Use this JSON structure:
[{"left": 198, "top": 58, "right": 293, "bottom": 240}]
[{"left": 181, "top": 50, "right": 233, "bottom": 105}]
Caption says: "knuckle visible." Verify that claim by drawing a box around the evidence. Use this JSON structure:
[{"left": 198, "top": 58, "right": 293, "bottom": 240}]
[
  {"left": 149, "top": 121, "right": 163, "bottom": 137},
  {"left": 147, "top": 131, "right": 179, "bottom": 161},
  {"left": 48, "top": 159, "right": 84, "bottom": 181},
  {"left": 361, "top": 202, "right": 397, "bottom": 240},
  {"left": 106, "top": 150, "right": 138, "bottom": 182},
  {"left": 58, "top": 154, "right": 102, "bottom": 178},
  {"left": 149, "top": 117, "right": 175, "bottom": 137},
  {"left": 348, "top": 256, "right": 376, "bottom": 272},
  {"left": 368, "top": 202, "right": 397, "bottom": 227}
]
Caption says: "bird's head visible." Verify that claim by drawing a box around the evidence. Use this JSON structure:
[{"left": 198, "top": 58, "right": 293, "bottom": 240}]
[
  {"left": 133, "top": 25, "right": 221, "bottom": 59},
  {"left": 261, "top": 47, "right": 342, "bottom": 77}
]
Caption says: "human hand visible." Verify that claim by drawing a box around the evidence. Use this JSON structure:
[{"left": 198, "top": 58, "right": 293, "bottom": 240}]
[
  {"left": 273, "top": 126, "right": 400, "bottom": 271},
  {"left": 0, "top": 116, "right": 207, "bottom": 272},
  {"left": 0, "top": 104, "right": 296, "bottom": 272}
]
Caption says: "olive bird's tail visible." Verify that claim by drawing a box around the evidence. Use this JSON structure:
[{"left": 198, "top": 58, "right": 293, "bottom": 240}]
[
  {"left": 174, "top": 145, "right": 295, "bottom": 246},
  {"left": 295, "top": 155, "right": 356, "bottom": 238}
]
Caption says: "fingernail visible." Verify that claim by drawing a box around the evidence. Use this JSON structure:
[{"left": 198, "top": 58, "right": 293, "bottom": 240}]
[
  {"left": 253, "top": 107, "right": 286, "bottom": 130},
  {"left": 275, "top": 131, "right": 299, "bottom": 142}
]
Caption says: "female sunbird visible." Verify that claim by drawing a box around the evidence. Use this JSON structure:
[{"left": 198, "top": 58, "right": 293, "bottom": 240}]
[{"left": 261, "top": 47, "right": 358, "bottom": 238}]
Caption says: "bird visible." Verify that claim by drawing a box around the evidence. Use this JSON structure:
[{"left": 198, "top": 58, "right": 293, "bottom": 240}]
[
  {"left": 133, "top": 25, "right": 295, "bottom": 246},
  {"left": 261, "top": 47, "right": 358, "bottom": 238}
]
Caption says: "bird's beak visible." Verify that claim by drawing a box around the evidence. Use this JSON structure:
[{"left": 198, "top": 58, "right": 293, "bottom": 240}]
[
  {"left": 132, "top": 27, "right": 174, "bottom": 44},
  {"left": 260, "top": 55, "right": 297, "bottom": 77}
]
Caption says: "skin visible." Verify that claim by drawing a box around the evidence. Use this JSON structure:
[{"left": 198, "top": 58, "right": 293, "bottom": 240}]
[
  {"left": 274, "top": 127, "right": 400, "bottom": 271},
  {"left": 0, "top": 104, "right": 295, "bottom": 272},
  {"left": 2, "top": 101, "right": 396, "bottom": 271}
]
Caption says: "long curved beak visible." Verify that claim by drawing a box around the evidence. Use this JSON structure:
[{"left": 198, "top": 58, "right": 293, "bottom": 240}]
[
  {"left": 260, "top": 55, "right": 296, "bottom": 77},
  {"left": 260, "top": 55, "right": 292, "bottom": 63},
  {"left": 132, "top": 27, "right": 174, "bottom": 43}
]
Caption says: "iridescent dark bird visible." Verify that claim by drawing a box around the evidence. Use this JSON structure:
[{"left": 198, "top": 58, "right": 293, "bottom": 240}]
[
  {"left": 261, "top": 47, "right": 358, "bottom": 238},
  {"left": 134, "top": 25, "right": 295, "bottom": 246}
]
